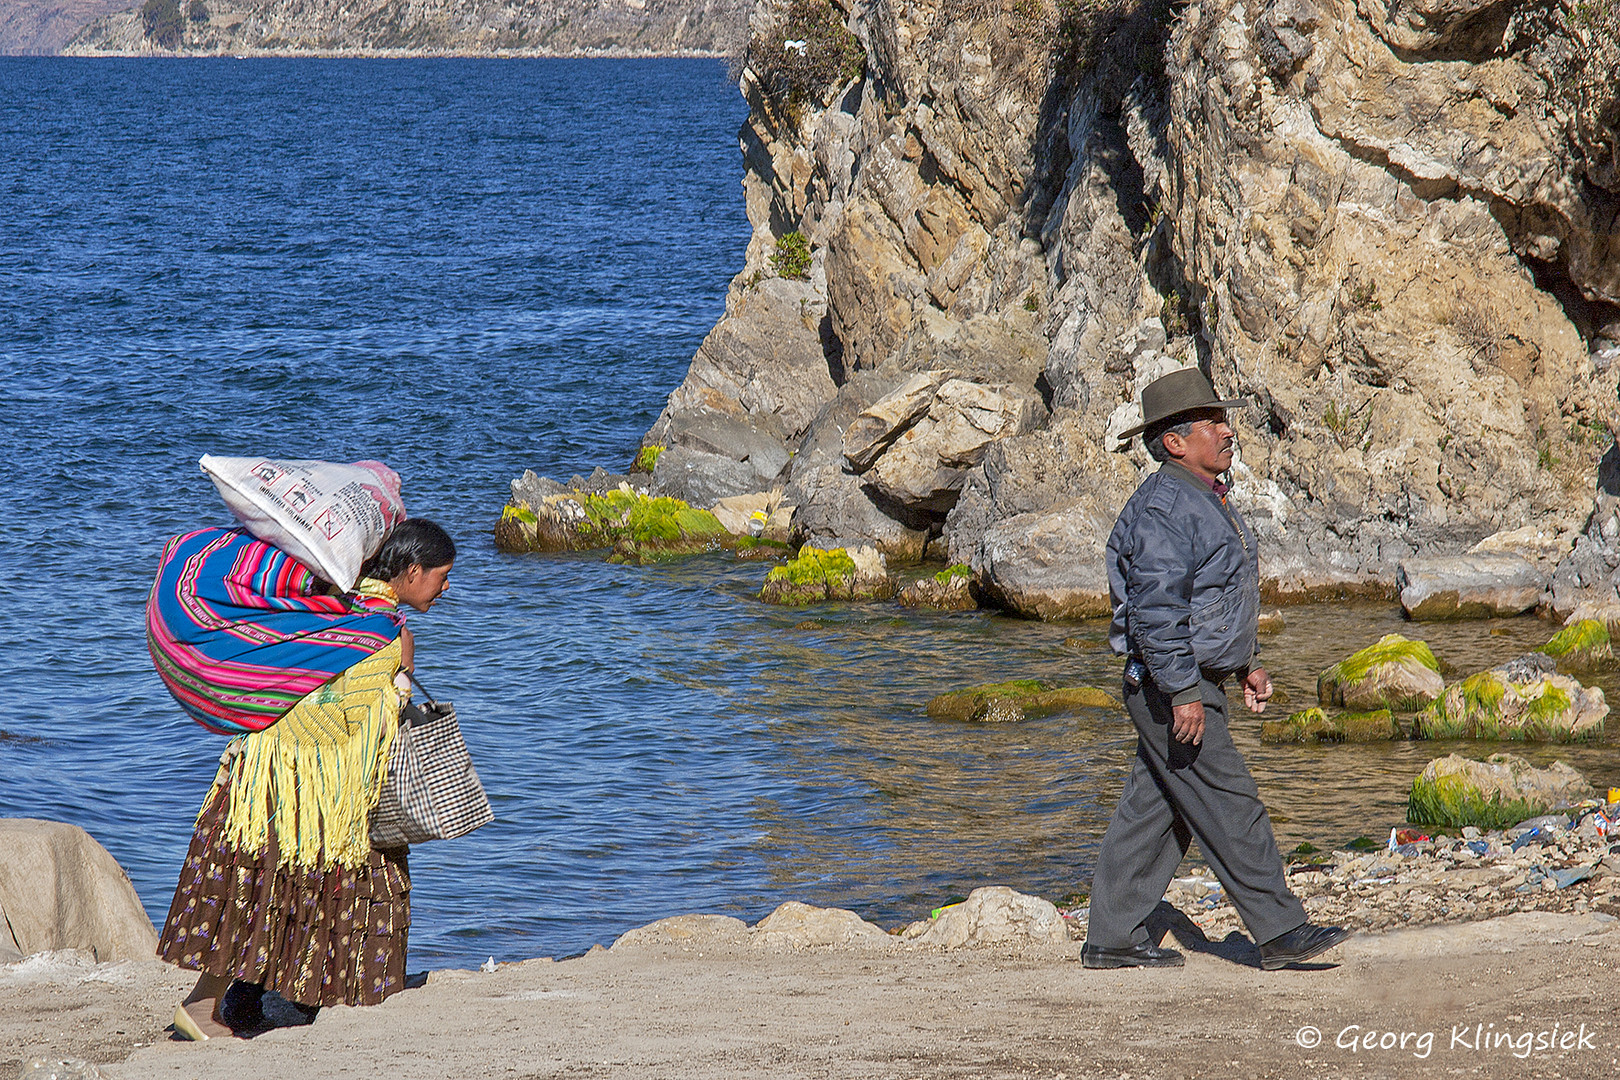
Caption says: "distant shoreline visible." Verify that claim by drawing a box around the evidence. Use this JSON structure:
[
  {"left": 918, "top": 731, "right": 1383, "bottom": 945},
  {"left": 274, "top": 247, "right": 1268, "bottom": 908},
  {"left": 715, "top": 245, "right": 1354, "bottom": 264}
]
[{"left": 51, "top": 48, "right": 729, "bottom": 58}]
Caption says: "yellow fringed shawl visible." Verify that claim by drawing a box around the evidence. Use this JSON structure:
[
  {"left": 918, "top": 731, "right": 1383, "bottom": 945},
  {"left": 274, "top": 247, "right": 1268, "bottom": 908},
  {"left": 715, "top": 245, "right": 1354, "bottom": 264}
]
[{"left": 208, "top": 637, "right": 404, "bottom": 872}]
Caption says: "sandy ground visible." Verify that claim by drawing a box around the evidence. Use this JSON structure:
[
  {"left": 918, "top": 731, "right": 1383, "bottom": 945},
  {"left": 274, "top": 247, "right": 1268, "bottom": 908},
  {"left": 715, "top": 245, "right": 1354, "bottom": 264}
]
[{"left": 8, "top": 910, "right": 1620, "bottom": 1080}]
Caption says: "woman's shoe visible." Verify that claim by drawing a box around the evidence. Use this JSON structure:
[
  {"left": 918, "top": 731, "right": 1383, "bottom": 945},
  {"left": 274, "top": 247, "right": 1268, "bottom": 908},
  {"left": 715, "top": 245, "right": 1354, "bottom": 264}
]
[{"left": 172, "top": 1001, "right": 231, "bottom": 1041}]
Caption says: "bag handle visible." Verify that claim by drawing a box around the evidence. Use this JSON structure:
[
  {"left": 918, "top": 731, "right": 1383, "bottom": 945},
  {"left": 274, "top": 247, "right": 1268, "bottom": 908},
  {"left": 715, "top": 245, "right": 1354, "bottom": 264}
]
[{"left": 402, "top": 667, "right": 440, "bottom": 708}]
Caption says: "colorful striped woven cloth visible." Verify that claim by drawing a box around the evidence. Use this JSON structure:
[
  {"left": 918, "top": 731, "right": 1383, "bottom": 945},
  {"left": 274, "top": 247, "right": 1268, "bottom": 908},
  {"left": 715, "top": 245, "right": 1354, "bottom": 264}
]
[{"left": 147, "top": 526, "right": 403, "bottom": 735}]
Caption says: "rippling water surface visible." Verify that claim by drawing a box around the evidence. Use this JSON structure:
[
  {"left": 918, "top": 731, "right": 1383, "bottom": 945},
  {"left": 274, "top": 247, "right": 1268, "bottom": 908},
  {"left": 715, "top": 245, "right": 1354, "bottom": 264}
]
[{"left": 2, "top": 57, "right": 1616, "bottom": 969}]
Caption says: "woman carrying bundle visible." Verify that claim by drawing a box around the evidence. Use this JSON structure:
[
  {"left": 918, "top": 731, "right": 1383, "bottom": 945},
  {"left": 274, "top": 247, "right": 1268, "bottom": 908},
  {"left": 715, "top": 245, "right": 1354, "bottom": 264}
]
[{"left": 147, "top": 518, "right": 455, "bottom": 1039}]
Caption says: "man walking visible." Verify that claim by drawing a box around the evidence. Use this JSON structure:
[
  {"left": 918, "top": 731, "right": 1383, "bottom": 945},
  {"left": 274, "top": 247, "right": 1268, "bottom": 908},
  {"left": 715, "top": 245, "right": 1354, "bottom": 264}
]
[{"left": 1082, "top": 368, "right": 1348, "bottom": 971}]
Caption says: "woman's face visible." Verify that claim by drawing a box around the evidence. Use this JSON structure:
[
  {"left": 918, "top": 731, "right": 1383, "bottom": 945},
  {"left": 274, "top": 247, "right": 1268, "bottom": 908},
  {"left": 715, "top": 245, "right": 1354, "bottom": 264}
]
[{"left": 392, "top": 562, "right": 452, "bottom": 612}]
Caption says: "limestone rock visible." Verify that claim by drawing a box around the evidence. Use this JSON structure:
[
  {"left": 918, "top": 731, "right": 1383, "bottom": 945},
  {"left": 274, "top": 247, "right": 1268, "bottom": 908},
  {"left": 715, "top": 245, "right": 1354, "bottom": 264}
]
[
  {"left": 1416, "top": 653, "right": 1609, "bottom": 742},
  {"left": 709, "top": 490, "right": 791, "bottom": 541},
  {"left": 896, "top": 565, "right": 977, "bottom": 611},
  {"left": 1399, "top": 554, "right": 1549, "bottom": 619},
  {"left": 901, "top": 886, "right": 1069, "bottom": 948},
  {"left": 970, "top": 506, "right": 1116, "bottom": 620},
  {"left": 648, "top": 408, "right": 792, "bottom": 505},
  {"left": 751, "top": 901, "right": 890, "bottom": 948},
  {"left": 0, "top": 819, "right": 156, "bottom": 962},
  {"left": 649, "top": 276, "right": 839, "bottom": 446},
  {"left": 842, "top": 371, "right": 948, "bottom": 472},
  {"left": 861, "top": 379, "right": 1045, "bottom": 514},
  {"left": 1317, "top": 634, "right": 1445, "bottom": 712},
  {"left": 1408, "top": 753, "right": 1596, "bottom": 830},
  {"left": 610, "top": 914, "right": 749, "bottom": 952}
]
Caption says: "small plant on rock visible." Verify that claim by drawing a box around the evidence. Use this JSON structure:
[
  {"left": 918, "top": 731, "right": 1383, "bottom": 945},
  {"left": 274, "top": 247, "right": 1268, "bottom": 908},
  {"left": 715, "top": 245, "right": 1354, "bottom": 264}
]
[{"left": 771, "top": 230, "right": 812, "bottom": 279}]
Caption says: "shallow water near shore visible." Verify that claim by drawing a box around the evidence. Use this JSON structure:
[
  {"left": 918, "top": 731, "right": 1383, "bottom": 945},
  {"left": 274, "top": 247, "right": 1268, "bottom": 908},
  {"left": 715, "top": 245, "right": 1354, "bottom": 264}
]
[{"left": 2, "top": 57, "right": 1616, "bottom": 970}]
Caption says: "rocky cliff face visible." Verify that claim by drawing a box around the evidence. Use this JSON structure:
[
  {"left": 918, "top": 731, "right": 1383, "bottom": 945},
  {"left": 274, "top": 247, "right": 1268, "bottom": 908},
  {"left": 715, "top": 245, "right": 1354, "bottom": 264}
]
[
  {"left": 62, "top": 0, "right": 745, "bottom": 55},
  {"left": 642, "top": 0, "right": 1620, "bottom": 617}
]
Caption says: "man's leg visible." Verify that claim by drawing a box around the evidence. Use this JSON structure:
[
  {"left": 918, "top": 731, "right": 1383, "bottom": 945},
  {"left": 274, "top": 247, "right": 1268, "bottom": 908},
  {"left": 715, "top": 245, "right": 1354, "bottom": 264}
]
[
  {"left": 1137, "top": 677, "right": 1307, "bottom": 946},
  {"left": 1085, "top": 688, "right": 1193, "bottom": 950}
]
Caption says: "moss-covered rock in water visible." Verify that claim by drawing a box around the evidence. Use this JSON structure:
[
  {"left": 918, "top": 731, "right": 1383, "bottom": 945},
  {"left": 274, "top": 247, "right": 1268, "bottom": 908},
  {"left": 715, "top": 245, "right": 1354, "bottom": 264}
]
[
  {"left": 1538, "top": 619, "right": 1614, "bottom": 673},
  {"left": 1414, "top": 653, "right": 1608, "bottom": 742},
  {"left": 494, "top": 486, "right": 726, "bottom": 558},
  {"left": 759, "top": 545, "right": 895, "bottom": 606},
  {"left": 1261, "top": 706, "right": 1399, "bottom": 743},
  {"left": 1407, "top": 752, "right": 1596, "bottom": 829},
  {"left": 897, "top": 564, "right": 977, "bottom": 611},
  {"left": 926, "top": 680, "right": 1116, "bottom": 722},
  {"left": 629, "top": 444, "right": 664, "bottom": 474},
  {"left": 1317, "top": 633, "right": 1444, "bottom": 711}
]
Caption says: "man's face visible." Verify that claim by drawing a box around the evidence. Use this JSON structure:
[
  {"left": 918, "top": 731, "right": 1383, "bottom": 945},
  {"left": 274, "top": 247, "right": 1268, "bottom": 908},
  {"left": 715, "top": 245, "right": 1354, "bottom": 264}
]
[{"left": 1166, "top": 408, "right": 1235, "bottom": 480}]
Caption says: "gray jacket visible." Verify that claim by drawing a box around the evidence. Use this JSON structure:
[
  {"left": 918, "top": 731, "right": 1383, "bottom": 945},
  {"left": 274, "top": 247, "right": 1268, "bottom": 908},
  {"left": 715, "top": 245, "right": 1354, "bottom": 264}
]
[{"left": 1106, "top": 459, "right": 1260, "bottom": 706}]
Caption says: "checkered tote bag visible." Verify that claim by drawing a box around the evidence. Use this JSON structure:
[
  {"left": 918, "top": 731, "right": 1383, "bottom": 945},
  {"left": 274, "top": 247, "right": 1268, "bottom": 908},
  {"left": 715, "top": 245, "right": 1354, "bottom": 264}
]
[{"left": 371, "top": 673, "right": 494, "bottom": 847}]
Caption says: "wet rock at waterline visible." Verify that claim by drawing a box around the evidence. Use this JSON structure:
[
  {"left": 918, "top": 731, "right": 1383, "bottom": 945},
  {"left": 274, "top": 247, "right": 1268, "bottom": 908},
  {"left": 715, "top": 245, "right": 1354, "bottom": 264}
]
[
  {"left": 758, "top": 545, "right": 894, "bottom": 606},
  {"left": 1261, "top": 706, "right": 1401, "bottom": 743},
  {"left": 1407, "top": 754, "right": 1596, "bottom": 830},
  {"left": 1398, "top": 555, "right": 1549, "bottom": 620},
  {"left": 1317, "top": 634, "right": 1445, "bottom": 712},
  {"left": 1415, "top": 654, "right": 1608, "bottom": 742},
  {"left": 896, "top": 564, "right": 977, "bottom": 611},
  {"left": 926, "top": 680, "right": 1116, "bottom": 723}
]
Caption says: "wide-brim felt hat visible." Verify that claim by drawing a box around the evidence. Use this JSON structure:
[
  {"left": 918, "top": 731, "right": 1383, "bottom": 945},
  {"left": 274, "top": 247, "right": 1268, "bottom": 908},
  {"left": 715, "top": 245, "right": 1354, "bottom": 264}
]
[{"left": 1116, "top": 367, "right": 1251, "bottom": 441}]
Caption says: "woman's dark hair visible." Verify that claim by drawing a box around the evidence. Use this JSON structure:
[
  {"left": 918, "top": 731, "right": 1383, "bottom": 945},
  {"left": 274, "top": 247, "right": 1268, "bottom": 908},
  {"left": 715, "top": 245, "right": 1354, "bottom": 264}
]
[{"left": 366, "top": 518, "right": 457, "bottom": 581}]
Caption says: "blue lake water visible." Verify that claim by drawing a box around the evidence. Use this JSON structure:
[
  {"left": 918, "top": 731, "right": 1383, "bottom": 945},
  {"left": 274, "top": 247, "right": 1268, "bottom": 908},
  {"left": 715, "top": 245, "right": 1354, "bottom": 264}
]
[{"left": 3, "top": 56, "right": 1616, "bottom": 970}]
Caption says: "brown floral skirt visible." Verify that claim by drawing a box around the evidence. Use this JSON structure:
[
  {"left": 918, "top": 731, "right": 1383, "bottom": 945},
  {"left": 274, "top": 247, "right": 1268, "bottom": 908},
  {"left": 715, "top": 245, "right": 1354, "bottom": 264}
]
[{"left": 157, "top": 779, "right": 411, "bottom": 1008}]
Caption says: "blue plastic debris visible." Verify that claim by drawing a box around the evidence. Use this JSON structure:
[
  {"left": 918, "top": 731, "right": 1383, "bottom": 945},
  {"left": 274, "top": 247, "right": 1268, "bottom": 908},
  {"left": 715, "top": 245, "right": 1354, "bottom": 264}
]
[
  {"left": 1511, "top": 828, "right": 1547, "bottom": 852},
  {"left": 1466, "top": 841, "right": 1491, "bottom": 855},
  {"left": 1553, "top": 866, "right": 1596, "bottom": 890}
]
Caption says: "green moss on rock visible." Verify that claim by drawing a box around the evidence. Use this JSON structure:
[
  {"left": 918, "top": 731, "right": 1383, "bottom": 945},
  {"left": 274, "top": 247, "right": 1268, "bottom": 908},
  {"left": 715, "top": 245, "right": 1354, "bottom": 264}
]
[
  {"left": 630, "top": 444, "right": 664, "bottom": 474},
  {"left": 1407, "top": 772, "right": 1546, "bottom": 830},
  {"left": 759, "top": 546, "right": 893, "bottom": 606},
  {"left": 1317, "top": 633, "right": 1444, "bottom": 712},
  {"left": 1262, "top": 705, "right": 1400, "bottom": 743},
  {"left": 494, "top": 489, "right": 725, "bottom": 558},
  {"left": 1539, "top": 619, "right": 1614, "bottom": 672},
  {"left": 1417, "top": 667, "right": 1601, "bottom": 742},
  {"left": 934, "top": 563, "right": 973, "bottom": 584}
]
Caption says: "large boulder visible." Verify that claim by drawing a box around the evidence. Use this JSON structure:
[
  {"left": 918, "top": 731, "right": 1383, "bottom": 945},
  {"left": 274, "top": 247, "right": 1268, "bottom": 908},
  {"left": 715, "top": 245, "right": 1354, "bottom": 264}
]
[
  {"left": 750, "top": 902, "right": 891, "bottom": 948},
  {"left": 1415, "top": 653, "right": 1608, "bottom": 741},
  {"left": 648, "top": 408, "right": 792, "bottom": 505},
  {"left": 1398, "top": 554, "right": 1549, "bottom": 619},
  {"left": 846, "top": 376, "right": 1045, "bottom": 514},
  {"left": 900, "top": 886, "right": 1069, "bottom": 948},
  {"left": 1317, "top": 634, "right": 1445, "bottom": 712},
  {"left": 1407, "top": 753, "right": 1596, "bottom": 830},
  {"left": 0, "top": 819, "right": 156, "bottom": 963}
]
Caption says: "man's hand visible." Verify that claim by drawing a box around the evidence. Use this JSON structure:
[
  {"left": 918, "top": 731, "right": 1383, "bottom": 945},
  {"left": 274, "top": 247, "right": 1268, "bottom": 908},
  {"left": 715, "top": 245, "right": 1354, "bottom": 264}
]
[
  {"left": 1171, "top": 699, "right": 1205, "bottom": 745},
  {"left": 1243, "top": 667, "right": 1273, "bottom": 713}
]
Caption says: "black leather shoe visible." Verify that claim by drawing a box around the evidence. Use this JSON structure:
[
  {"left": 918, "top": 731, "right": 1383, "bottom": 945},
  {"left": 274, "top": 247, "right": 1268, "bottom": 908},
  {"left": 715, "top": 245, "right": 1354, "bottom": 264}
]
[
  {"left": 1259, "top": 922, "right": 1349, "bottom": 969},
  {"left": 218, "top": 980, "right": 265, "bottom": 1032},
  {"left": 1081, "top": 940, "right": 1185, "bottom": 969}
]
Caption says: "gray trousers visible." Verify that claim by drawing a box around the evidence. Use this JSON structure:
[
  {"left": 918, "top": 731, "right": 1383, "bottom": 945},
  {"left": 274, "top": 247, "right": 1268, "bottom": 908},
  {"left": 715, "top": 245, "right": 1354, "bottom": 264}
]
[{"left": 1086, "top": 674, "right": 1307, "bottom": 948}]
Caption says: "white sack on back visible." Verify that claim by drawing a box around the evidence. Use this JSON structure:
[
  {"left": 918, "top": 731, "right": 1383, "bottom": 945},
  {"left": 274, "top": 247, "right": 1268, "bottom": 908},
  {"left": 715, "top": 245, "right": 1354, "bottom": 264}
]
[{"left": 200, "top": 455, "right": 407, "bottom": 590}]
